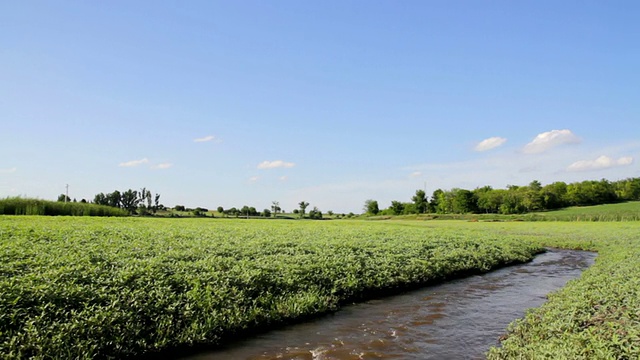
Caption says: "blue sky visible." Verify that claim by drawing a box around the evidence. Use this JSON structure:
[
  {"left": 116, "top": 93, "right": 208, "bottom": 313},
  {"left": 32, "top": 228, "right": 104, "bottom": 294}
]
[{"left": 2, "top": 1, "right": 639, "bottom": 213}]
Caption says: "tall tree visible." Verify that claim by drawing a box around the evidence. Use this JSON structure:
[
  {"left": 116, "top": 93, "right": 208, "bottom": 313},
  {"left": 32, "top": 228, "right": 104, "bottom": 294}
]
[
  {"left": 93, "top": 193, "right": 107, "bottom": 206},
  {"left": 271, "top": 201, "right": 281, "bottom": 217},
  {"left": 106, "top": 190, "right": 122, "bottom": 208},
  {"left": 451, "top": 188, "right": 475, "bottom": 213},
  {"left": 363, "top": 199, "right": 379, "bottom": 215},
  {"left": 298, "top": 201, "right": 309, "bottom": 218},
  {"left": 153, "top": 193, "right": 161, "bottom": 213},
  {"left": 120, "top": 189, "right": 139, "bottom": 214},
  {"left": 145, "top": 190, "right": 152, "bottom": 210},
  {"left": 139, "top": 187, "right": 147, "bottom": 209},
  {"left": 390, "top": 200, "right": 405, "bottom": 215},
  {"left": 412, "top": 189, "right": 428, "bottom": 214}
]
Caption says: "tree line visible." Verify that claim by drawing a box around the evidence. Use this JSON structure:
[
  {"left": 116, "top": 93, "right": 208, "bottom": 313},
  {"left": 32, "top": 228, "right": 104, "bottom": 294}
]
[
  {"left": 91, "top": 187, "right": 162, "bottom": 215},
  {"left": 365, "top": 177, "right": 640, "bottom": 216},
  {"left": 215, "top": 200, "right": 327, "bottom": 219}
]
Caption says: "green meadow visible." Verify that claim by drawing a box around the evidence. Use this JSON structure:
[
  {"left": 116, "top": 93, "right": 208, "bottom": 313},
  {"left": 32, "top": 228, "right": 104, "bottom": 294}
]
[{"left": 1, "top": 211, "right": 639, "bottom": 358}]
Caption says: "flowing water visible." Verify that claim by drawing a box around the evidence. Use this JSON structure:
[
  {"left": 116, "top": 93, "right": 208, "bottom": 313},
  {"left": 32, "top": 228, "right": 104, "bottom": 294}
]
[{"left": 182, "top": 249, "right": 595, "bottom": 360}]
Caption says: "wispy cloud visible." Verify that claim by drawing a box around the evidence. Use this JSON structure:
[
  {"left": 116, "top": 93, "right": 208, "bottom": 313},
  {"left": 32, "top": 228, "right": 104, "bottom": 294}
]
[
  {"left": 249, "top": 176, "right": 259, "bottom": 182},
  {"left": 152, "top": 163, "right": 173, "bottom": 170},
  {"left": 279, "top": 176, "right": 288, "bottom": 181},
  {"left": 523, "top": 129, "right": 580, "bottom": 154},
  {"left": 257, "top": 160, "right": 296, "bottom": 169},
  {"left": 409, "top": 171, "right": 422, "bottom": 178},
  {"left": 118, "top": 158, "right": 149, "bottom": 167},
  {"left": 567, "top": 156, "right": 634, "bottom": 172},
  {"left": 193, "top": 135, "right": 217, "bottom": 143},
  {"left": 0, "top": 167, "right": 17, "bottom": 174},
  {"left": 475, "top": 137, "right": 507, "bottom": 152}
]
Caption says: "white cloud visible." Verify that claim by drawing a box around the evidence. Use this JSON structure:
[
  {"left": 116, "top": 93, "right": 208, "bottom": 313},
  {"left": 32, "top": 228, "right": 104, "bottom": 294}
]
[
  {"left": 474, "top": 137, "right": 507, "bottom": 152},
  {"left": 523, "top": 129, "right": 580, "bottom": 154},
  {"left": 279, "top": 176, "right": 288, "bottom": 181},
  {"left": 567, "top": 156, "right": 634, "bottom": 172},
  {"left": 249, "top": 176, "right": 259, "bottom": 182},
  {"left": 0, "top": 167, "right": 17, "bottom": 174},
  {"left": 193, "top": 135, "right": 217, "bottom": 143},
  {"left": 409, "top": 171, "right": 422, "bottom": 178},
  {"left": 257, "top": 160, "right": 296, "bottom": 169},
  {"left": 152, "top": 163, "right": 173, "bottom": 170},
  {"left": 118, "top": 158, "right": 149, "bottom": 167}
]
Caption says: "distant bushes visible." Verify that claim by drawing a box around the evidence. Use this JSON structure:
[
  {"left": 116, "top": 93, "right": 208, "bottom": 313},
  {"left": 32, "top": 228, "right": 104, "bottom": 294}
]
[{"left": 0, "top": 197, "right": 128, "bottom": 217}]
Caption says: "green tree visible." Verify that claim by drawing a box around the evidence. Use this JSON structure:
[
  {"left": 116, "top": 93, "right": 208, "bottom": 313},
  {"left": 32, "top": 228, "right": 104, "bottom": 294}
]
[
  {"left": 474, "top": 186, "right": 495, "bottom": 213},
  {"left": 521, "top": 180, "right": 543, "bottom": 212},
  {"left": 363, "top": 199, "right": 379, "bottom": 215},
  {"left": 271, "top": 201, "right": 281, "bottom": 217},
  {"left": 430, "top": 189, "right": 443, "bottom": 213},
  {"left": 451, "top": 188, "right": 475, "bottom": 213},
  {"left": 412, "top": 189, "right": 428, "bottom": 214},
  {"left": 298, "top": 201, "right": 309, "bottom": 218},
  {"left": 390, "top": 200, "right": 405, "bottom": 215},
  {"left": 120, "top": 189, "right": 139, "bottom": 214},
  {"left": 436, "top": 190, "right": 454, "bottom": 214},
  {"left": 106, "top": 191, "right": 121, "bottom": 208},
  {"left": 153, "top": 193, "right": 161, "bottom": 214},
  {"left": 309, "top": 206, "right": 323, "bottom": 219},
  {"left": 93, "top": 193, "right": 107, "bottom": 206},
  {"left": 402, "top": 202, "right": 416, "bottom": 215},
  {"left": 57, "top": 194, "right": 71, "bottom": 202},
  {"left": 541, "top": 182, "right": 568, "bottom": 209}
]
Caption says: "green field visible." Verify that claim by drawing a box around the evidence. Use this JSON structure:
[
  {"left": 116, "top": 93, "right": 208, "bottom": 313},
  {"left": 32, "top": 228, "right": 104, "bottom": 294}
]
[
  {"left": 1, "top": 216, "right": 639, "bottom": 359},
  {"left": 367, "top": 201, "right": 640, "bottom": 222},
  {"left": 528, "top": 201, "right": 640, "bottom": 221}
]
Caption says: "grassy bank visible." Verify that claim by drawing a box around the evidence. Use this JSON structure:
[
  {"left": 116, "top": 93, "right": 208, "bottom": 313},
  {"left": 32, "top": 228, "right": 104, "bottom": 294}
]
[
  {"left": 0, "top": 197, "right": 128, "bottom": 217},
  {"left": 0, "top": 216, "right": 540, "bottom": 359},
  {"left": 481, "top": 221, "right": 640, "bottom": 359}
]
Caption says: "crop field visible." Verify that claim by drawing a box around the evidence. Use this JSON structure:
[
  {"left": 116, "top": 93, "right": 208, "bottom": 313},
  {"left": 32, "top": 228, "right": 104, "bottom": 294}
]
[
  {"left": 0, "top": 216, "right": 540, "bottom": 359},
  {"left": 1, "top": 217, "right": 639, "bottom": 359}
]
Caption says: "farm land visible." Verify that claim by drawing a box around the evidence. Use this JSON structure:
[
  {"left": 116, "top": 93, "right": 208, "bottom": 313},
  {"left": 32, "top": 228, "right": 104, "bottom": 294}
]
[{"left": 1, "top": 209, "right": 639, "bottom": 358}]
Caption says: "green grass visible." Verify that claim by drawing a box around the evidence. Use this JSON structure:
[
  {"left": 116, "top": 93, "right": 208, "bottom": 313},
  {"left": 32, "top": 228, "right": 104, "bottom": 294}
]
[
  {"left": 0, "top": 197, "right": 128, "bottom": 217},
  {"left": 482, "top": 221, "right": 640, "bottom": 359},
  {"left": 0, "top": 216, "right": 540, "bottom": 359},
  {"left": 2, "top": 216, "right": 639, "bottom": 359},
  {"left": 528, "top": 201, "right": 640, "bottom": 221}
]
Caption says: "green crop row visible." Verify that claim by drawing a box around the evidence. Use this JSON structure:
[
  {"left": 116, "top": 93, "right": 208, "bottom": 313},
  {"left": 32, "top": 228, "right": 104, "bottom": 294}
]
[{"left": 0, "top": 216, "right": 540, "bottom": 359}]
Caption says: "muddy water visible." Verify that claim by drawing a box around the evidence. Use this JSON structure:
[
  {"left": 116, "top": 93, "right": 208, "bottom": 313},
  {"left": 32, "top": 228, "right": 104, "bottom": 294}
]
[{"left": 184, "top": 249, "right": 595, "bottom": 360}]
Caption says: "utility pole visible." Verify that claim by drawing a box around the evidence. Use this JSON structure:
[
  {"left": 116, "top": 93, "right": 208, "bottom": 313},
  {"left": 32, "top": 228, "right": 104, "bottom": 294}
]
[{"left": 65, "top": 184, "right": 69, "bottom": 203}]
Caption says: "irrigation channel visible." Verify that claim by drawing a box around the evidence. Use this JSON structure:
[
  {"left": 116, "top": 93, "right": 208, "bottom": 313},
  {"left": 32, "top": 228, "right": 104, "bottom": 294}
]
[{"left": 181, "top": 249, "right": 595, "bottom": 360}]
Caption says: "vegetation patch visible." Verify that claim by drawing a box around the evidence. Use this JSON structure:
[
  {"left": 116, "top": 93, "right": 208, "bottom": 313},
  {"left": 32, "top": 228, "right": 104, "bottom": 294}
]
[
  {"left": 0, "top": 216, "right": 540, "bottom": 359},
  {"left": 478, "top": 222, "right": 640, "bottom": 359},
  {"left": 0, "top": 197, "right": 128, "bottom": 217}
]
